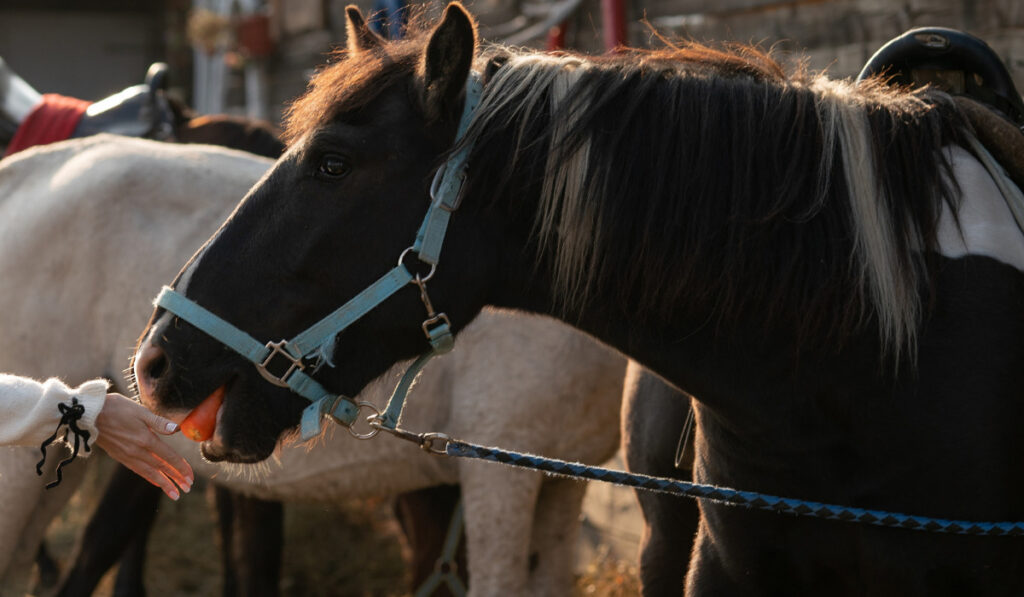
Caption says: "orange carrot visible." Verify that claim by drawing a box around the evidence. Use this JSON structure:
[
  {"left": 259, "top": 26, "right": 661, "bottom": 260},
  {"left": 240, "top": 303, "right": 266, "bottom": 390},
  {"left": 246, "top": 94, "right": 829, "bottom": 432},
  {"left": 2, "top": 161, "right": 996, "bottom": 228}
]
[{"left": 180, "top": 386, "right": 226, "bottom": 442}]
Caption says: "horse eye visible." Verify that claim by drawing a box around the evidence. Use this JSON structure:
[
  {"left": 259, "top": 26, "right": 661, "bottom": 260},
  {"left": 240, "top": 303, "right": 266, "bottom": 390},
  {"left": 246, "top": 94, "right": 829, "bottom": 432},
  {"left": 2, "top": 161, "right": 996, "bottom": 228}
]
[{"left": 318, "top": 154, "right": 350, "bottom": 178}]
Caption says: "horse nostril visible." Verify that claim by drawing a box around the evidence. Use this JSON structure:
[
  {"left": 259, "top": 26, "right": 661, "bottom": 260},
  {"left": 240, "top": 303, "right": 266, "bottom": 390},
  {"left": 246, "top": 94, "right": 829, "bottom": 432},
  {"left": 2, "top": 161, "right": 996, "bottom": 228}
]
[
  {"left": 146, "top": 352, "right": 169, "bottom": 381},
  {"left": 135, "top": 343, "right": 169, "bottom": 398}
]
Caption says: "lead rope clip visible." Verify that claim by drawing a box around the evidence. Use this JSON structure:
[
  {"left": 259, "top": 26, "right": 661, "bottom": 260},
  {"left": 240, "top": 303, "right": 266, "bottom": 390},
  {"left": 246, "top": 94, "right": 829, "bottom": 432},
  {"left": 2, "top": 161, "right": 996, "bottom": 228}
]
[{"left": 366, "top": 420, "right": 453, "bottom": 455}]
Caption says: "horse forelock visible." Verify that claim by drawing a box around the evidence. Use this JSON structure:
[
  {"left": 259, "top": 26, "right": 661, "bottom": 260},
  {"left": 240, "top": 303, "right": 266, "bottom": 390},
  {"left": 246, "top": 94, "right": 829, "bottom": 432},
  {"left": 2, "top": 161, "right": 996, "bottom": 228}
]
[
  {"left": 282, "top": 9, "right": 495, "bottom": 146},
  {"left": 282, "top": 37, "right": 426, "bottom": 146},
  {"left": 461, "top": 44, "right": 968, "bottom": 361}
]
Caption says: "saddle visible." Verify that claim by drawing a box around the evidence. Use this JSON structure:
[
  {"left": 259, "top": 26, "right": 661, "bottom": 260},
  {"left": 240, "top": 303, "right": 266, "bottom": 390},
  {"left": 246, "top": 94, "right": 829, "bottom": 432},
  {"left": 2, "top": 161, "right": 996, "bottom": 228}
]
[
  {"left": 955, "top": 96, "right": 1024, "bottom": 193},
  {"left": 2, "top": 61, "right": 176, "bottom": 156},
  {"left": 72, "top": 62, "right": 176, "bottom": 140},
  {"left": 858, "top": 27, "right": 1024, "bottom": 189}
]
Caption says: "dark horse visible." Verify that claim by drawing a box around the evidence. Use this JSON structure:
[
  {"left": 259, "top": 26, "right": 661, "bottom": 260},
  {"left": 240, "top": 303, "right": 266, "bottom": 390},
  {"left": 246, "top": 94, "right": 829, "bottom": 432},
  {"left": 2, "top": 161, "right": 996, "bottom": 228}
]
[
  {"left": 622, "top": 363, "right": 699, "bottom": 596},
  {"left": 134, "top": 3, "right": 1024, "bottom": 594},
  {"left": 623, "top": 27, "right": 1024, "bottom": 596}
]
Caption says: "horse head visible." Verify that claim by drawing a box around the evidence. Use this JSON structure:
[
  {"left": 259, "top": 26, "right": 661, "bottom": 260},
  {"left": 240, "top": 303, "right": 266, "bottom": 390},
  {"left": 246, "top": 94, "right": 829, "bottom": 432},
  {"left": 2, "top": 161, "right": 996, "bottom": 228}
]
[{"left": 133, "top": 3, "right": 505, "bottom": 463}]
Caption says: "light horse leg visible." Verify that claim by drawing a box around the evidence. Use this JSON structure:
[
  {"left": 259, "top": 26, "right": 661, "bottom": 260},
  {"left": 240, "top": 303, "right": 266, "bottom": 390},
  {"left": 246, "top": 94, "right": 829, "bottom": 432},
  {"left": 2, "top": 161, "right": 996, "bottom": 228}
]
[
  {"left": 443, "top": 312, "right": 624, "bottom": 596},
  {"left": 527, "top": 476, "right": 588, "bottom": 596},
  {"left": 459, "top": 461, "right": 543, "bottom": 597}
]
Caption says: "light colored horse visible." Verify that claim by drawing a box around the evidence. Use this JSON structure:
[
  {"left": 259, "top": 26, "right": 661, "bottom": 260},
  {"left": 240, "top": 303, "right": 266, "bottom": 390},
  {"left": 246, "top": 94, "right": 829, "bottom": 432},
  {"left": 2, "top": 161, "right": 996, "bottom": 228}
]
[
  {"left": 0, "top": 134, "right": 271, "bottom": 593},
  {"left": 0, "top": 135, "right": 625, "bottom": 596}
]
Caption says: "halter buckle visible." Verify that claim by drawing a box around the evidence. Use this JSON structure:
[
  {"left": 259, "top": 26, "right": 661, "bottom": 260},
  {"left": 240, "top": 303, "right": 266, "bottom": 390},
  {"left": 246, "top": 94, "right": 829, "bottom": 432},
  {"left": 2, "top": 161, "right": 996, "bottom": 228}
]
[
  {"left": 422, "top": 313, "right": 451, "bottom": 339},
  {"left": 429, "top": 164, "right": 468, "bottom": 212},
  {"left": 256, "top": 340, "right": 305, "bottom": 388}
]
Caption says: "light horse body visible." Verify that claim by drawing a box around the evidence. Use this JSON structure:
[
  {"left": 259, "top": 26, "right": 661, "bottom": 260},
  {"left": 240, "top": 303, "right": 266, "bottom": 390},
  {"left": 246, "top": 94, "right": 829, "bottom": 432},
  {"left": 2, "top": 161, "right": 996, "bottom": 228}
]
[
  {"left": 0, "top": 135, "right": 624, "bottom": 597},
  {"left": 0, "top": 135, "right": 273, "bottom": 592},
  {"left": 135, "top": 5, "right": 1024, "bottom": 594}
]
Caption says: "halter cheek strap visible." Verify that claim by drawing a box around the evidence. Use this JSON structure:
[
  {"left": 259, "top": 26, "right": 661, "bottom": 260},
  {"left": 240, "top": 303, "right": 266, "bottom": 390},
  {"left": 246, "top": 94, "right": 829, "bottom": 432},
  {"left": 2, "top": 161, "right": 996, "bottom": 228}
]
[
  {"left": 413, "top": 75, "right": 480, "bottom": 265},
  {"left": 154, "top": 73, "right": 482, "bottom": 441}
]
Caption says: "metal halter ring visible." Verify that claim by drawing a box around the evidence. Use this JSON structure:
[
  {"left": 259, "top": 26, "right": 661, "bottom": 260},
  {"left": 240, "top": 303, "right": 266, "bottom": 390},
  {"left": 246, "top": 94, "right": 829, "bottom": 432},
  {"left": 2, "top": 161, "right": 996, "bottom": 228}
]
[
  {"left": 343, "top": 401, "right": 382, "bottom": 440},
  {"left": 398, "top": 247, "right": 436, "bottom": 282}
]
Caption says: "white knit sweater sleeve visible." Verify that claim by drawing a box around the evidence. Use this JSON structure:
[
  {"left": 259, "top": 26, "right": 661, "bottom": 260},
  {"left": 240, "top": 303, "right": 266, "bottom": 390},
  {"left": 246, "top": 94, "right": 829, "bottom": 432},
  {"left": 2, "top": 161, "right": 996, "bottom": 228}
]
[{"left": 0, "top": 374, "right": 108, "bottom": 450}]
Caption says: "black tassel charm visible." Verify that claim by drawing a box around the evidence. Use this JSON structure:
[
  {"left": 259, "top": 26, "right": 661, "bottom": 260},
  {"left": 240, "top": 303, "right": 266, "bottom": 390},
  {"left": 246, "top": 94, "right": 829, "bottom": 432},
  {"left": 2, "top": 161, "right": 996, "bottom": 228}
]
[{"left": 36, "top": 397, "right": 92, "bottom": 489}]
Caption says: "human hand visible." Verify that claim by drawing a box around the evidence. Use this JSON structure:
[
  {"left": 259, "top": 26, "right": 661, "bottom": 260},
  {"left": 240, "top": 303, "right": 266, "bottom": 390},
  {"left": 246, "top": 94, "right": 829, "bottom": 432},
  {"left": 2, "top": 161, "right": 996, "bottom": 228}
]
[{"left": 94, "top": 393, "right": 194, "bottom": 500}]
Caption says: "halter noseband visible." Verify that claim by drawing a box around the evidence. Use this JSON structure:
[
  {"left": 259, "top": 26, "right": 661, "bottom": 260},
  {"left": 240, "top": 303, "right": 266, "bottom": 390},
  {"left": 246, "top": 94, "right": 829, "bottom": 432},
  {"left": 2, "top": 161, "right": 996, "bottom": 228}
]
[{"left": 154, "top": 73, "right": 483, "bottom": 440}]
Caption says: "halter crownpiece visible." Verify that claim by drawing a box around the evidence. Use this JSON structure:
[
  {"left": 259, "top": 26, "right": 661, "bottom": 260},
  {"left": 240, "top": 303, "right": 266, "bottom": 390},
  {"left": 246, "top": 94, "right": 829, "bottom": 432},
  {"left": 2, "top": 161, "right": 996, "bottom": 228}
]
[{"left": 154, "top": 73, "right": 483, "bottom": 440}]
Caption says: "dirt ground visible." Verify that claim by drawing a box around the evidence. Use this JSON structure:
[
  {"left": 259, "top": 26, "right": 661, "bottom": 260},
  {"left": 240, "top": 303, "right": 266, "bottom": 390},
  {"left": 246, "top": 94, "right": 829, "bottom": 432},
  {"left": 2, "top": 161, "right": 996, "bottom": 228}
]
[{"left": 33, "top": 454, "right": 644, "bottom": 597}]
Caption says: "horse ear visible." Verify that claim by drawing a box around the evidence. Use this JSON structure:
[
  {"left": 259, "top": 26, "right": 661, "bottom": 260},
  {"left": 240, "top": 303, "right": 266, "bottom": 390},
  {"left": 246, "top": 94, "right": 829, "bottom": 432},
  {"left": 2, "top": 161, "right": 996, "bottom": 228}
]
[
  {"left": 345, "top": 5, "right": 384, "bottom": 53},
  {"left": 421, "top": 2, "right": 477, "bottom": 121}
]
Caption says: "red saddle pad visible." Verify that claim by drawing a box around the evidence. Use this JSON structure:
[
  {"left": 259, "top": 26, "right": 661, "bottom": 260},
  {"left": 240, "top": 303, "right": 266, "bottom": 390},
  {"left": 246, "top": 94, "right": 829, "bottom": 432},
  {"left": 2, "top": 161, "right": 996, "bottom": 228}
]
[{"left": 4, "top": 93, "right": 92, "bottom": 157}]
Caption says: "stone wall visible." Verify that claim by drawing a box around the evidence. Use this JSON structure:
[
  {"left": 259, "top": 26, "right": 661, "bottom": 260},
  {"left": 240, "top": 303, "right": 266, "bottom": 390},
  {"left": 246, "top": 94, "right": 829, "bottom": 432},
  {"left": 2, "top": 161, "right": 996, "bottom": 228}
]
[
  {"left": 631, "top": 0, "right": 1024, "bottom": 86},
  {"left": 256, "top": 0, "right": 1023, "bottom": 122}
]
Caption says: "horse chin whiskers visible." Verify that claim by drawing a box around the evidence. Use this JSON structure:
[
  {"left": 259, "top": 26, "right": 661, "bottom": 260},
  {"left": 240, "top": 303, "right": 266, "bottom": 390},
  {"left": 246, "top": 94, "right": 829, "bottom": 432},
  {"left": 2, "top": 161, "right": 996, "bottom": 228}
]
[
  {"left": 200, "top": 438, "right": 270, "bottom": 465},
  {"left": 231, "top": 456, "right": 273, "bottom": 482},
  {"left": 270, "top": 442, "right": 286, "bottom": 465}
]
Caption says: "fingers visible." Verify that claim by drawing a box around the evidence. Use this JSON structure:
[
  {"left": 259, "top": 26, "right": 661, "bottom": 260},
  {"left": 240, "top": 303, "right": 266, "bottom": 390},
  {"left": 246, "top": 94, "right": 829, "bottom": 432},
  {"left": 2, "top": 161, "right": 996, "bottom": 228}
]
[
  {"left": 95, "top": 395, "right": 195, "bottom": 496},
  {"left": 107, "top": 392, "right": 180, "bottom": 434},
  {"left": 127, "top": 446, "right": 192, "bottom": 498},
  {"left": 117, "top": 394, "right": 180, "bottom": 435},
  {"left": 148, "top": 412, "right": 181, "bottom": 435},
  {"left": 143, "top": 430, "right": 194, "bottom": 490},
  {"left": 99, "top": 435, "right": 194, "bottom": 498},
  {"left": 129, "top": 461, "right": 183, "bottom": 501},
  {"left": 136, "top": 406, "right": 194, "bottom": 490}
]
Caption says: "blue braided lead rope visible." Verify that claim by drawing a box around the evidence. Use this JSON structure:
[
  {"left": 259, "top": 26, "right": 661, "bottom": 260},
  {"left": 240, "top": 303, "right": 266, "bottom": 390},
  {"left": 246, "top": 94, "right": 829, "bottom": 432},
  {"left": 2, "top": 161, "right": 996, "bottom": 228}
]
[{"left": 445, "top": 439, "right": 1024, "bottom": 537}]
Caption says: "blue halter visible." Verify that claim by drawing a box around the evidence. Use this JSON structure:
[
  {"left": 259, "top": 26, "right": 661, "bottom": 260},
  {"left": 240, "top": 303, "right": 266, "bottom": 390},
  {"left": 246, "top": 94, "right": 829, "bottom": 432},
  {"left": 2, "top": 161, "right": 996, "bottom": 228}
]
[{"left": 154, "top": 74, "right": 482, "bottom": 441}]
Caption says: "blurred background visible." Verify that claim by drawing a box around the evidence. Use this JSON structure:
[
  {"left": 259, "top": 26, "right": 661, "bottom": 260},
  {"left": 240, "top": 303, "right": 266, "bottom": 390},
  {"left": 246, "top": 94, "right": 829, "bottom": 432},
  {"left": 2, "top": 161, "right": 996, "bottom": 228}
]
[
  {"left": 1, "top": 1, "right": 1022, "bottom": 595},
  {"left": 1, "top": 0, "right": 1020, "bottom": 126}
]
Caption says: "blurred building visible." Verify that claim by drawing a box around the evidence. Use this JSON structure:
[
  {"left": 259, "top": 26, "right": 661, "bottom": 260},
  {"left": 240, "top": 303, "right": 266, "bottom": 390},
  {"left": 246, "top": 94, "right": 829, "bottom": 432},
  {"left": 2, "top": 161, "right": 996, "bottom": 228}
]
[
  {"left": 0, "top": 0, "right": 189, "bottom": 101},
  {"left": 1, "top": 0, "right": 1021, "bottom": 125},
  {"left": 262, "top": 0, "right": 1024, "bottom": 124},
  {"left": 637, "top": 0, "right": 1024, "bottom": 84}
]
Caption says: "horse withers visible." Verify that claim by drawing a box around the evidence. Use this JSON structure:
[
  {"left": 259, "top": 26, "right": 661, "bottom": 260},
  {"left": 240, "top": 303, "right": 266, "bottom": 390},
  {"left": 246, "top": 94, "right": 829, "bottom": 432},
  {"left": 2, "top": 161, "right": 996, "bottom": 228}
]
[{"left": 134, "top": 4, "right": 1024, "bottom": 595}]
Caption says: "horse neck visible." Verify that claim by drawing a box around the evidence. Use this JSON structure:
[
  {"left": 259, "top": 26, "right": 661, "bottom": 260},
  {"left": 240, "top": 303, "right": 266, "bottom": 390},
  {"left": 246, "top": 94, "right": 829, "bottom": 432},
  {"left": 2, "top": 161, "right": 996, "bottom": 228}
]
[
  {"left": 482, "top": 267, "right": 722, "bottom": 409},
  {"left": 458, "top": 70, "right": 937, "bottom": 400},
  {"left": 457, "top": 53, "right": 967, "bottom": 389}
]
